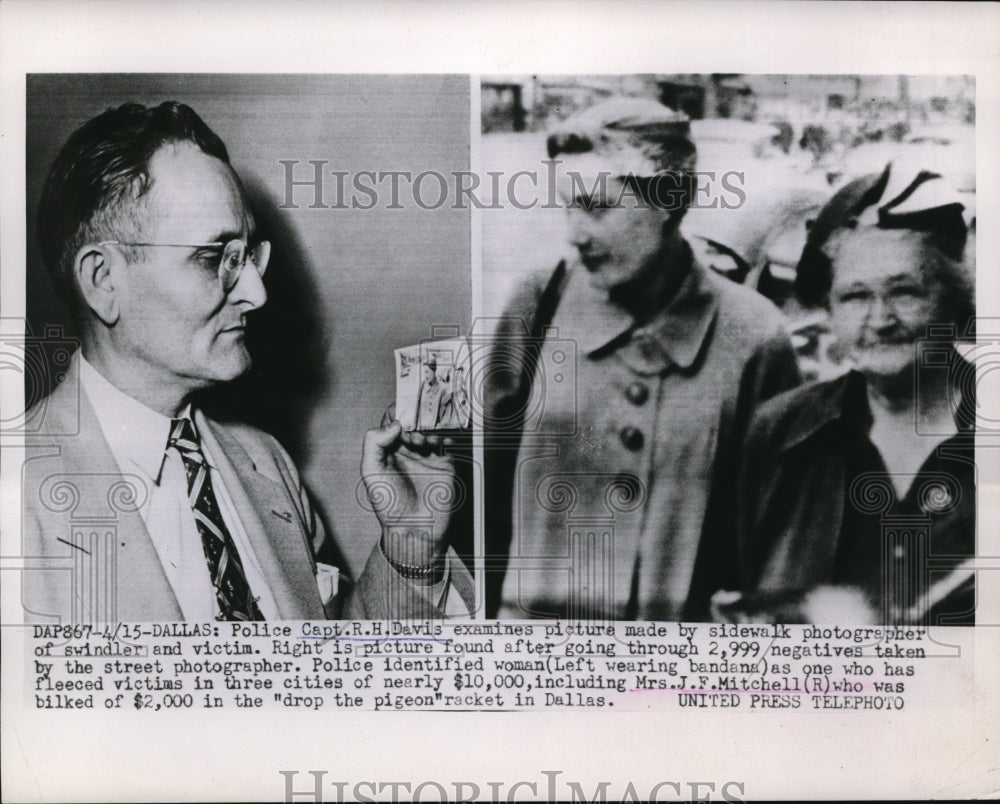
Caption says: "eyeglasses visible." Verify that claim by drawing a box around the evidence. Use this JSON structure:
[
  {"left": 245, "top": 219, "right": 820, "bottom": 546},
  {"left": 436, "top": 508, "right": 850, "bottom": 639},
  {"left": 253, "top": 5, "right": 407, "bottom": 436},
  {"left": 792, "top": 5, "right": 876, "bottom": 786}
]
[
  {"left": 832, "top": 283, "right": 930, "bottom": 319},
  {"left": 98, "top": 239, "right": 271, "bottom": 293}
]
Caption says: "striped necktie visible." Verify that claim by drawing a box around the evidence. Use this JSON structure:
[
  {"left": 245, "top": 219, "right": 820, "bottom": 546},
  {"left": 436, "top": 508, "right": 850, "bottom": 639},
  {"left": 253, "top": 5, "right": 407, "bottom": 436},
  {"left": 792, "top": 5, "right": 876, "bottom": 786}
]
[{"left": 167, "top": 418, "right": 264, "bottom": 621}]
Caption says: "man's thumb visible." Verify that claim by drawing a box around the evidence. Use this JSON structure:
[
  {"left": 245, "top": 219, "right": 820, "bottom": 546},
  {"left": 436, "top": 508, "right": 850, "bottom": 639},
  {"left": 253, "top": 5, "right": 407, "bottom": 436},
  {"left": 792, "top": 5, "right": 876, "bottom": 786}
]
[{"left": 361, "top": 420, "right": 403, "bottom": 477}]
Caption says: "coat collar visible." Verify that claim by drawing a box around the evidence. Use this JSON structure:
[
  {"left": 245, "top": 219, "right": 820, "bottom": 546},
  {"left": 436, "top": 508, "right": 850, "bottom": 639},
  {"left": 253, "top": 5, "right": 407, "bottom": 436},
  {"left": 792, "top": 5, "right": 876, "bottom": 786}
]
[
  {"left": 34, "top": 354, "right": 185, "bottom": 621},
  {"left": 776, "top": 370, "right": 869, "bottom": 454},
  {"left": 552, "top": 245, "right": 719, "bottom": 371},
  {"left": 776, "top": 366, "right": 976, "bottom": 455}
]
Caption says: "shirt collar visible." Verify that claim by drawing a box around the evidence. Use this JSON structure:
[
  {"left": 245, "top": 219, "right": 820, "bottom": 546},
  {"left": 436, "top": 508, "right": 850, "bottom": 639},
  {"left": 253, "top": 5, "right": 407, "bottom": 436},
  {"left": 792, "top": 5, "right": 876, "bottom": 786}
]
[
  {"left": 78, "top": 354, "right": 192, "bottom": 483},
  {"left": 551, "top": 248, "right": 719, "bottom": 371}
]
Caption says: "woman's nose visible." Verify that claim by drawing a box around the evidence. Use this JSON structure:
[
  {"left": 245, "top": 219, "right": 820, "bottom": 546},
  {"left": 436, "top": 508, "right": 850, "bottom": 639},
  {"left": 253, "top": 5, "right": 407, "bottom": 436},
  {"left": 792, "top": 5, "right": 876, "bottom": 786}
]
[
  {"left": 867, "top": 294, "right": 899, "bottom": 329},
  {"left": 568, "top": 213, "right": 594, "bottom": 249}
]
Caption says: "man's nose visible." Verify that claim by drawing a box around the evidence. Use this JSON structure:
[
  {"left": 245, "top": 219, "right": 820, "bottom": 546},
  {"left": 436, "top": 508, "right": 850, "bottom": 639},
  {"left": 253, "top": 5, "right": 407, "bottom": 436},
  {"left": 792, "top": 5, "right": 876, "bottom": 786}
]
[{"left": 228, "top": 262, "right": 268, "bottom": 310}]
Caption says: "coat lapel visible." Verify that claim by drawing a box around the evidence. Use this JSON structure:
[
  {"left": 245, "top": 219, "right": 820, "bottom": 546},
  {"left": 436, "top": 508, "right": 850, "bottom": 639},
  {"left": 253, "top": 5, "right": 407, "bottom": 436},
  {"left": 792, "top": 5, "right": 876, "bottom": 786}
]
[
  {"left": 196, "top": 414, "right": 324, "bottom": 619},
  {"left": 756, "top": 375, "right": 862, "bottom": 592},
  {"left": 34, "top": 362, "right": 183, "bottom": 622}
]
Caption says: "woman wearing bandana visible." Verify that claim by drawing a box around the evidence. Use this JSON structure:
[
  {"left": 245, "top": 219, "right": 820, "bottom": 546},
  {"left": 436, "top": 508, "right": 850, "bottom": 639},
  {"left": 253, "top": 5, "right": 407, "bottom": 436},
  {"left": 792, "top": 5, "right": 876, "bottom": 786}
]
[
  {"left": 728, "top": 164, "right": 977, "bottom": 626},
  {"left": 484, "top": 99, "right": 801, "bottom": 621}
]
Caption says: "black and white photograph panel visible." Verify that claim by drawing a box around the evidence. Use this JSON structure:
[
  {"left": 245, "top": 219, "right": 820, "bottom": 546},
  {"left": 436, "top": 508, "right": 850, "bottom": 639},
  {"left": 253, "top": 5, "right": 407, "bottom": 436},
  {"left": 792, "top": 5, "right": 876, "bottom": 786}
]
[
  {"left": 480, "top": 74, "right": 977, "bottom": 624},
  {"left": 21, "top": 74, "right": 476, "bottom": 624},
  {"left": 395, "top": 338, "right": 472, "bottom": 432}
]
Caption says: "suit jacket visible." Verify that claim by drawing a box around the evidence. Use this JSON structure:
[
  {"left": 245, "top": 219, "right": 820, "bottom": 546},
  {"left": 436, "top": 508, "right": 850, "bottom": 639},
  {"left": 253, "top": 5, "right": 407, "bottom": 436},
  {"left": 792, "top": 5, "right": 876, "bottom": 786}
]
[{"left": 20, "top": 356, "right": 473, "bottom": 623}]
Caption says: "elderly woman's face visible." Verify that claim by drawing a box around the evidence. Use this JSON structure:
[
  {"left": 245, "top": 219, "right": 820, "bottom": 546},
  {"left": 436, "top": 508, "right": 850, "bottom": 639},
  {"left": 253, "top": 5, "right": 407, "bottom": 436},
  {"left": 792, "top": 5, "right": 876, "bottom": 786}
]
[{"left": 827, "top": 228, "right": 944, "bottom": 379}]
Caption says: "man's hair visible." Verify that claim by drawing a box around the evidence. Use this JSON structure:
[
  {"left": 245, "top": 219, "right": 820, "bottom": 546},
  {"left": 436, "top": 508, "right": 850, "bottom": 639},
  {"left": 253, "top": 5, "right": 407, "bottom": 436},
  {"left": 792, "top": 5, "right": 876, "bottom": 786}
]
[{"left": 37, "top": 101, "right": 231, "bottom": 310}]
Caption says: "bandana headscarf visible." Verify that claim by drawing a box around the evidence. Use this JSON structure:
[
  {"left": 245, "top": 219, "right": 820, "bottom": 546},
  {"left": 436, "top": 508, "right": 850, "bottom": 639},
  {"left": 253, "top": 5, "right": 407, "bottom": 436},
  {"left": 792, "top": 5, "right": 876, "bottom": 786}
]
[{"left": 546, "top": 97, "right": 696, "bottom": 178}]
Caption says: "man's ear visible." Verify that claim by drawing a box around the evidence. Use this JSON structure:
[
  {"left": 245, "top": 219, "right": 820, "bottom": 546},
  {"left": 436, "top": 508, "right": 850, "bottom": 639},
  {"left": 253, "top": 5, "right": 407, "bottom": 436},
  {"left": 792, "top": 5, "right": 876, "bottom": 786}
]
[{"left": 73, "top": 243, "right": 120, "bottom": 326}]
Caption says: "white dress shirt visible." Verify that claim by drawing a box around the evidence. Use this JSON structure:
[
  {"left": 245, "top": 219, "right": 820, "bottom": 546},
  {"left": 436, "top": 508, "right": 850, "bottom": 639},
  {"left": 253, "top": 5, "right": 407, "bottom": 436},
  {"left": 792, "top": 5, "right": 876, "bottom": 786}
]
[{"left": 79, "top": 356, "right": 280, "bottom": 620}]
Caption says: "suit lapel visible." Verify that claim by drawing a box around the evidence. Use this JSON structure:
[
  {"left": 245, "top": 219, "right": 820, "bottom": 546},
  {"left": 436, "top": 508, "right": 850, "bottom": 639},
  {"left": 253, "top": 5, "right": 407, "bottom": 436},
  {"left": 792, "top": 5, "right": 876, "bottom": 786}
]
[
  {"left": 196, "top": 414, "right": 324, "bottom": 619},
  {"left": 41, "top": 363, "right": 183, "bottom": 621}
]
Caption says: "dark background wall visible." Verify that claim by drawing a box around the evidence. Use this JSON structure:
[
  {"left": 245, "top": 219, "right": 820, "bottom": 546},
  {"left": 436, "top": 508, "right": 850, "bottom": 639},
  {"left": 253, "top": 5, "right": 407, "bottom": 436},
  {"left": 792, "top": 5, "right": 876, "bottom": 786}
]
[{"left": 26, "top": 74, "right": 471, "bottom": 575}]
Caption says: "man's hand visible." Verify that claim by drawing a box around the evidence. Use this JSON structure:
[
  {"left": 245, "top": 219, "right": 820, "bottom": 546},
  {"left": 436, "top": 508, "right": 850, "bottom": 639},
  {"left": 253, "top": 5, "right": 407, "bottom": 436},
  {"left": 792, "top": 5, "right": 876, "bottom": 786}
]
[{"left": 360, "top": 420, "right": 459, "bottom": 568}]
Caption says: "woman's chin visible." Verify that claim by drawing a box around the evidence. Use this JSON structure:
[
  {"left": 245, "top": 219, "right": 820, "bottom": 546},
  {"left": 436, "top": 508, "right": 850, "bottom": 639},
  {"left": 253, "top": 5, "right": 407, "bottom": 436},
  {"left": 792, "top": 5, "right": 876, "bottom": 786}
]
[{"left": 853, "top": 346, "right": 916, "bottom": 380}]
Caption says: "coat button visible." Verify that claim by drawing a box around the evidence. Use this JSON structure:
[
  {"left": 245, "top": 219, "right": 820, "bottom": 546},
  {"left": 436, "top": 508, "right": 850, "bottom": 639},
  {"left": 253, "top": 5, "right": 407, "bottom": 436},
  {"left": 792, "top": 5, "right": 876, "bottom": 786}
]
[
  {"left": 637, "top": 338, "right": 659, "bottom": 361},
  {"left": 619, "top": 426, "right": 644, "bottom": 451},
  {"left": 625, "top": 382, "right": 649, "bottom": 405}
]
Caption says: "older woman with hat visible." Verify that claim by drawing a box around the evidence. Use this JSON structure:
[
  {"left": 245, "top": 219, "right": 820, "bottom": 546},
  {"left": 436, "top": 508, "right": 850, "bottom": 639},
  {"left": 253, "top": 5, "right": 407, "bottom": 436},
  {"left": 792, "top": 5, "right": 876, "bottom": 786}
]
[{"left": 727, "top": 164, "right": 976, "bottom": 625}]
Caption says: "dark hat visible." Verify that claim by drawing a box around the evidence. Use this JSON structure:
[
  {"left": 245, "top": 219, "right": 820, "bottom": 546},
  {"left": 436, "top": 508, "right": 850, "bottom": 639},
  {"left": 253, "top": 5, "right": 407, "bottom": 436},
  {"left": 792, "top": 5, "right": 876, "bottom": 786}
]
[
  {"left": 806, "top": 163, "right": 966, "bottom": 255},
  {"left": 795, "top": 163, "right": 968, "bottom": 307}
]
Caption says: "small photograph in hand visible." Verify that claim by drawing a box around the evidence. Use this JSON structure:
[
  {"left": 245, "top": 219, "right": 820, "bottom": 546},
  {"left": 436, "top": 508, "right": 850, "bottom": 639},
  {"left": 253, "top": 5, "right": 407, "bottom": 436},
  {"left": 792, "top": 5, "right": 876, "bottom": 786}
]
[{"left": 394, "top": 338, "right": 472, "bottom": 432}]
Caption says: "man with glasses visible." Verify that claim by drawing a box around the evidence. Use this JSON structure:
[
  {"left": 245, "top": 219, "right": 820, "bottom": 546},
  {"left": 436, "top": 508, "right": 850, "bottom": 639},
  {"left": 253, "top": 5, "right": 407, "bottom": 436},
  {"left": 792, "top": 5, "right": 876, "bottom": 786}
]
[{"left": 24, "top": 101, "right": 470, "bottom": 622}]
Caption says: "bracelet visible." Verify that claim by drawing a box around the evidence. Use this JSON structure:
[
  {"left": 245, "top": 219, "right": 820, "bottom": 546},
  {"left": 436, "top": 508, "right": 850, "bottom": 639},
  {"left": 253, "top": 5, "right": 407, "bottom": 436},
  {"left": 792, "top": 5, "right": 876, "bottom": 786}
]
[{"left": 379, "top": 536, "right": 445, "bottom": 584}]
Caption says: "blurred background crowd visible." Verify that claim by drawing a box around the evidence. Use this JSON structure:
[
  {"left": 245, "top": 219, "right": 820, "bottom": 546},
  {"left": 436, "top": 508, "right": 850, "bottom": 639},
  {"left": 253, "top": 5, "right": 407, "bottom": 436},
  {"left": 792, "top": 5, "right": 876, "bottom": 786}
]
[{"left": 480, "top": 74, "right": 975, "bottom": 381}]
